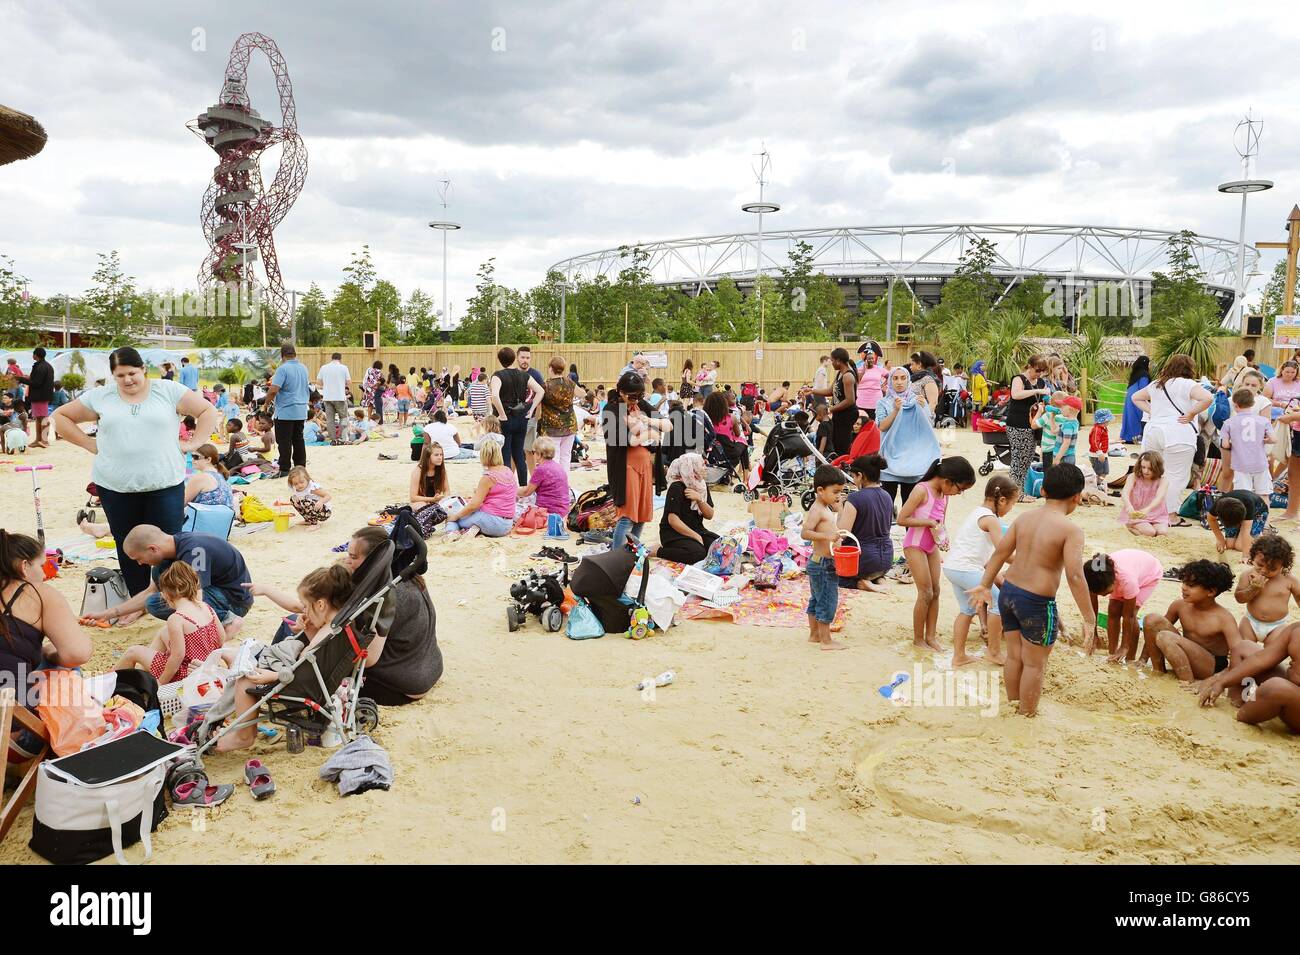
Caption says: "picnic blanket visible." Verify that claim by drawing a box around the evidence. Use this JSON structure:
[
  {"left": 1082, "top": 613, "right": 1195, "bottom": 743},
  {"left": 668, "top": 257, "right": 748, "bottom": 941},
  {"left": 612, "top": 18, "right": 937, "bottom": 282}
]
[{"left": 651, "top": 557, "right": 855, "bottom": 631}]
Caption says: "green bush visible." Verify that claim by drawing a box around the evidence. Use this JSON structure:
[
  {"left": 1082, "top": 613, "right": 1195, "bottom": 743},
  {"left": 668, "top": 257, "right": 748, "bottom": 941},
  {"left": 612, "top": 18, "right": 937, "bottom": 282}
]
[
  {"left": 217, "top": 367, "right": 240, "bottom": 386},
  {"left": 60, "top": 372, "right": 85, "bottom": 393}
]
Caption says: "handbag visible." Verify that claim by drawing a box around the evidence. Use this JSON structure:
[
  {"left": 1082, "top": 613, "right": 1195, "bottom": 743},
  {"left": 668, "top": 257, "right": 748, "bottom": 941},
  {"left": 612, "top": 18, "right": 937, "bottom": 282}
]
[{"left": 29, "top": 733, "right": 183, "bottom": 865}]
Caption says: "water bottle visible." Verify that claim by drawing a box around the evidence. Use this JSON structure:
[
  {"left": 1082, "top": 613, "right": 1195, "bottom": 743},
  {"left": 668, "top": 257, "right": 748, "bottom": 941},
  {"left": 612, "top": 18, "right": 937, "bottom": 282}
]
[
  {"left": 636, "top": 670, "right": 676, "bottom": 691},
  {"left": 286, "top": 725, "right": 304, "bottom": 754}
]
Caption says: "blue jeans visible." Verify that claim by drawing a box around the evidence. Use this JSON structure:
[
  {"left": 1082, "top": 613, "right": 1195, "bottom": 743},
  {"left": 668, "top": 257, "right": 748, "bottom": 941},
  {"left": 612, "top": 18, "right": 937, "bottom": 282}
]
[
  {"left": 806, "top": 555, "right": 838, "bottom": 624},
  {"left": 147, "top": 586, "right": 252, "bottom": 624},
  {"left": 610, "top": 517, "right": 644, "bottom": 551},
  {"left": 445, "top": 509, "right": 513, "bottom": 537}
]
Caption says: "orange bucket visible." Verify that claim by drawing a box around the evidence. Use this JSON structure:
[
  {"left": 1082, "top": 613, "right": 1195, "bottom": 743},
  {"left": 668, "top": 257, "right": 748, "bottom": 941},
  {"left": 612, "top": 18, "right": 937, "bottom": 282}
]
[{"left": 832, "top": 532, "right": 860, "bottom": 577}]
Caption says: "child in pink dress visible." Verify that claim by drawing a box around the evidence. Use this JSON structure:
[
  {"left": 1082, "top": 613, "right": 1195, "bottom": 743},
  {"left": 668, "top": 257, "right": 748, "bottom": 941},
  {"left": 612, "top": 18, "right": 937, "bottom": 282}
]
[
  {"left": 1119, "top": 451, "right": 1170, "bottom": 537},
  {"left": 898, "top": 457, "right": 976, "bottom": 651}
]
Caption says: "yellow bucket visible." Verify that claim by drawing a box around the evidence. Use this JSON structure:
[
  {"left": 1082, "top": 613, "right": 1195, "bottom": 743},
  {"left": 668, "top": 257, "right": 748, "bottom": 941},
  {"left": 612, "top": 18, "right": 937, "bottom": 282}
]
[{"left": 273, "top": 512, "right": 291, "bottom": 533}]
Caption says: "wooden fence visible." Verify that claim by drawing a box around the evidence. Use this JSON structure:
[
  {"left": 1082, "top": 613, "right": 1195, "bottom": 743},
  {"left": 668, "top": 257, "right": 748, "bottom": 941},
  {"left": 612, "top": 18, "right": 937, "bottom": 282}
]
[{"left": 287, "top": 337, "right": 1289, "bottom": 393}]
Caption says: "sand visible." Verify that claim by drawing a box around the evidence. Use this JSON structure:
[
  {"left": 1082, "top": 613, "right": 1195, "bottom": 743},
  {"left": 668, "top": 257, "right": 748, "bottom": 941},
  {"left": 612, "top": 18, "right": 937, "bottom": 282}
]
[{"left": 2, "top": 422, "right": 1297, "bottom": 865}]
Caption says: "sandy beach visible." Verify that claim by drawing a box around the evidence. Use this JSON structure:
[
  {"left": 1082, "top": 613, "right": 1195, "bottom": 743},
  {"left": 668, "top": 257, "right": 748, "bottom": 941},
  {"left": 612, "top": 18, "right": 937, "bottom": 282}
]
[{"left": 2, "top": 424, "right": 1297, "bottom": 865}]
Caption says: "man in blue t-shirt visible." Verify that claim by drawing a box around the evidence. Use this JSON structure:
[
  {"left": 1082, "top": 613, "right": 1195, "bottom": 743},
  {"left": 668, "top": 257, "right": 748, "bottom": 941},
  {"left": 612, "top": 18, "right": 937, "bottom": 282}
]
[
  {"left": 87, "top": 526, "right": 254, "bottom": 638},
  {"left": 267, "top": 342, "right": 310, "bottom": 477},
  {"left": 179, "top": 356, "right": 201, "bottom": 391}
]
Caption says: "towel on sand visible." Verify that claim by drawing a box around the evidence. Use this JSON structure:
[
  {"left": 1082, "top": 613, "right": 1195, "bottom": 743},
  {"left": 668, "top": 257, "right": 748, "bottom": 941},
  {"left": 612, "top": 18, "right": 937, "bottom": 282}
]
[{"left": 319, "top": 734, "right": 393, "bottom": 796}]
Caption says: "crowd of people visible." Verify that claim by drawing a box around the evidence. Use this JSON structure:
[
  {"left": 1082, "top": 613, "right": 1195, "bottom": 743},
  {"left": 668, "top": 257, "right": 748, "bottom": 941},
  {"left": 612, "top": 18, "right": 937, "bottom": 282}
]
[{"left": 3, "top": 337, "right": 1299, "bottom": 832}]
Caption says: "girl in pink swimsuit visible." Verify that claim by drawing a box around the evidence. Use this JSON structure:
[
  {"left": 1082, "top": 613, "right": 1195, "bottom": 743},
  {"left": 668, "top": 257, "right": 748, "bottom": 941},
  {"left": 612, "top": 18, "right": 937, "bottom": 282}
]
[{"left": 898, "top": 457, "right": 977, "bottom": 651}]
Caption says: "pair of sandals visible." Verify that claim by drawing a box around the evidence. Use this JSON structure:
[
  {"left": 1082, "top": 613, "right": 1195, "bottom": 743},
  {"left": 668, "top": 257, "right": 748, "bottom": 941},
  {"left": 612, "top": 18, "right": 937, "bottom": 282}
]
[{"left": 169, "top": 759, "right": 274, "bottom": 806}]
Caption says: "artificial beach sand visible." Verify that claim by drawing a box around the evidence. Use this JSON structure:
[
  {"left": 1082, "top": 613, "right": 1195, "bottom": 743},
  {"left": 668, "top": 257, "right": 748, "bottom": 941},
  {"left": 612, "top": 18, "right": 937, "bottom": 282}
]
[{"left": 2, "top": 424, "right": 1297, "bottom": 865}]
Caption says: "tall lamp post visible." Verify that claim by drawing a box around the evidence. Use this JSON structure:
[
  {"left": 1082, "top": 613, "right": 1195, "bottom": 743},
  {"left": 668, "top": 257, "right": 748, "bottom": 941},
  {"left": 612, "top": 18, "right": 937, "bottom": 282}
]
[
  {"left": 742, "top": 145, "right": 780, "bottom": 359},
  {"left": 428, "top": 179, "right": 461, "bottom": 342},
  {"left": 1218, "top": 113, "right": 1272, "bottom": 332}
]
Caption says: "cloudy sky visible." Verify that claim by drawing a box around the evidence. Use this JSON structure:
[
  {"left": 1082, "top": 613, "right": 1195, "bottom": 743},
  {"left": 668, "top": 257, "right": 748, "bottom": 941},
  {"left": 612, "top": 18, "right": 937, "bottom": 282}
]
[{"left": 2, "top": 0, "right": 1297, "bottom": 321}]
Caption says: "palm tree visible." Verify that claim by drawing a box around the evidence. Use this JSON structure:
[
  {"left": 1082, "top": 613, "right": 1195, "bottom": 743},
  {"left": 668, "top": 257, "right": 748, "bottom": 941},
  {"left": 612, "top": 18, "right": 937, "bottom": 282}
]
[
  {"left": 1067, "top": 320, "right": 1111, "bottom": 411},
  {"left": 1154, "top": 301, "right": 1222, "bottom": 377},
  {"left": 979, "top": 310, "right": 1033, "bottom": 386}
]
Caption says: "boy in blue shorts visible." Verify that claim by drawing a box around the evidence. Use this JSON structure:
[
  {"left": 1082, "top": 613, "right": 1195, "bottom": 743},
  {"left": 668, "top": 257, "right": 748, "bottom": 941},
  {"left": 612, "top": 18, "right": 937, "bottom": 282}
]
[
  {"left": 803, "top": 465, "right": 849, "bottom": 651},
  {"left": 968, "top": 463, "right": 1095, "bottom": 716}
]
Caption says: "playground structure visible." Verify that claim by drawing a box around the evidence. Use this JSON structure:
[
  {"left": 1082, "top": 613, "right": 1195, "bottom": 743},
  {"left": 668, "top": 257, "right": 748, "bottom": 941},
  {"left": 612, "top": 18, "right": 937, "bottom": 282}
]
[{"left": 189, "top": 33, "right": 307, "bottom": 329}]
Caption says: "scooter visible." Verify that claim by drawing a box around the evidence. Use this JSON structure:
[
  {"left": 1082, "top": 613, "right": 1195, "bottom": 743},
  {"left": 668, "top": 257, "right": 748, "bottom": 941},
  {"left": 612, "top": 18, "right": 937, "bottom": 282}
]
[{"left": 15, "top": 463, "right": 53, "bottom": 548}]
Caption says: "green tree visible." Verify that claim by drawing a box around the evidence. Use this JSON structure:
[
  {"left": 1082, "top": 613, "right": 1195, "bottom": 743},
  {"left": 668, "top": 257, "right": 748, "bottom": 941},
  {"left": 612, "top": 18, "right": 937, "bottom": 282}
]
[
  {"left": 402, "top": 288, "right": 438, "bottom": 344},
  {"left": 82, "top": 251, "right": 145, "bottom": 346},
  {"left": 296, "top": 283, "right": 328, "bottom": 347},
  {"left": 1254, "top": 259, "right": 1287, "bottom": 334},
  {"left": 0, "top": 253, "right": 39, "bottom": 346},
  {"left": 1150, "top": 230, "right": 1223, "bottom": 334}
]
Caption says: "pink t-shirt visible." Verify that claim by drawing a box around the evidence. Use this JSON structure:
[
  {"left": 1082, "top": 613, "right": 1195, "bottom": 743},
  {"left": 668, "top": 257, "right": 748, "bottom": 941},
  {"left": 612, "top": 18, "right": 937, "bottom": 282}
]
[
  {"left": 1266, "top": 376, "right": 1300, "bottom": 431},
  {"left": 1110, "top": 549, "right": 1163, "bottom": 605},
  {"left": 857, "top": 364, "right": 887, "bottom": 411},
  {"left": 530, "top": 459, "right": 570, "bottom": 515},
  {"left": 481, "top": 467, "right": 518, "bottom": 518}
]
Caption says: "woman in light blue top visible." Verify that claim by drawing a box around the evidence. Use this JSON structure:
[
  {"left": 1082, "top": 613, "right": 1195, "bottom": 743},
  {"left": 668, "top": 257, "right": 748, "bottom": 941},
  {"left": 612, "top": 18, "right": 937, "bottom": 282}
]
[
  {"left": 876, "top": 365, "right": 941, "bottom": 509},
  {"left": 54, "top": 347, "right": 218, "bottom": 601}
]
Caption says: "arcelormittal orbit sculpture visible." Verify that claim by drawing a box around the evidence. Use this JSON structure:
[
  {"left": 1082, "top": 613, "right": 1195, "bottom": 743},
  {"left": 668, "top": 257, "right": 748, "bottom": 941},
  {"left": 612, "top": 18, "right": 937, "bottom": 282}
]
[{"left": 189, "top": 33, "right": 306, "bottom": 326}]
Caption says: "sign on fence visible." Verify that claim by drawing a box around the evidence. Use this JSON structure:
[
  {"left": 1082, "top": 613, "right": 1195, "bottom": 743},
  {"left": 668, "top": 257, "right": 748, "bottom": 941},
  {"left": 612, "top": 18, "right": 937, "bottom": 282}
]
[{"left": 1275, "top": 316, "right": 1300, "bottom": 350}]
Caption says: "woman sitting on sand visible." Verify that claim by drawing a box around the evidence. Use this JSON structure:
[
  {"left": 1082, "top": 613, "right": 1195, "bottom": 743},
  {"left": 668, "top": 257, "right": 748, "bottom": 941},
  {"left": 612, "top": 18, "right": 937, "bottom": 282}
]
[
  {"left": 244, "top": 526, "right": 443, "bottom": 705},
  {"left": 186, "top": 444, "right": 235, "bottom": 508},
  {"left": 650, "top": 452, "right": 717, "bottom": 564},
  {"left": 409, "top": 441, "right": 450, "bottom": 537},
  {"left": 443, "top": 442, "right": 517, "bottom": 541}
]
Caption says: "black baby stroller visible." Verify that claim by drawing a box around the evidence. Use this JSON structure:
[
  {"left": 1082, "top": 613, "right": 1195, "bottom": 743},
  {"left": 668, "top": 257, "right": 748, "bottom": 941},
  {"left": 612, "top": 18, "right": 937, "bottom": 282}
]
[
  {"left": 935, "top": 386, "right": 971, "bottom": 429},
  {"left": 569, "top": 545, "right": 650, "bottom": 635},
  {"left": 169, "top": 516, "right": 427, "bottom": 788},
  {"left": 755, "top": 418, "right": 818, "bottom": 504},
  {"left": 507, "top": 562, "right": 570, "bottom": 633}
]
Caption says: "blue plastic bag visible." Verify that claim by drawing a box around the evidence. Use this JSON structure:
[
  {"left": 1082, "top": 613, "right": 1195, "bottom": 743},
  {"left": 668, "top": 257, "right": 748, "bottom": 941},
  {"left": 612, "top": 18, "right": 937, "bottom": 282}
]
[
  {"left": 1022, "top": 463, "right": 1044, "bottom": 499},
  {"left": 566, "top": 599, "right": 604, "bottom": 640}
]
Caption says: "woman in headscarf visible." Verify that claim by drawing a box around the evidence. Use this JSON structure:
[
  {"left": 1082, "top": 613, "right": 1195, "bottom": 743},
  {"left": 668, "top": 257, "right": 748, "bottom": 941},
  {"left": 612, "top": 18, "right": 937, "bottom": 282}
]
[
  {"left": 876, "top": 365, "right": 940, "bottom": 508},
  {"left": 651, "top": 452, "right": 718, "bottom": 564},
  {"left": 1121, "top": 355, "right": 1150, "bottom": 444},
  {"left": 968, "top": 359, "right": 989, "bottom": 407}
]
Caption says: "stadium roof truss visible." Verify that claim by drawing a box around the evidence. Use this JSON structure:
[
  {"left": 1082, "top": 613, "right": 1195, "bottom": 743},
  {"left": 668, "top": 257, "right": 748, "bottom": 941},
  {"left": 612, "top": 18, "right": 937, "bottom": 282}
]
[{"left": 549, "top": 224, "right": 1257, "bottom": 308}]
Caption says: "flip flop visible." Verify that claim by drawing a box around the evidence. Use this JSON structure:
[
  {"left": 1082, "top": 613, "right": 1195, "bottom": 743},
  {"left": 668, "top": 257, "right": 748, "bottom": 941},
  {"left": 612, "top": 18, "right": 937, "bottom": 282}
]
[
  {"left": 245, "top": 759, "right": 275, "bottom": 799},
  {"left": 172, "top": 781, "right": 235, "bottom": 807},
  {"left": 1170, "top": 519, "right": 1193, "bottom": 528}
]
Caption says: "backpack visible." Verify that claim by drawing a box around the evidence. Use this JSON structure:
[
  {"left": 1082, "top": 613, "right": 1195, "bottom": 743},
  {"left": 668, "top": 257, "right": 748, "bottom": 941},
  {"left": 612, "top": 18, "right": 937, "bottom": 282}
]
[
  {"left": 240, "top": 493, "right": 276, "bottom": 523},
  {"left": 741, "top": 381, "right": 759, "bottom": 399},
  {"left": 704, "top": 533, "right": 744, "bottom": 577},
  {"left": 567, "top": 485, "right": 618, "bottom": 532}
]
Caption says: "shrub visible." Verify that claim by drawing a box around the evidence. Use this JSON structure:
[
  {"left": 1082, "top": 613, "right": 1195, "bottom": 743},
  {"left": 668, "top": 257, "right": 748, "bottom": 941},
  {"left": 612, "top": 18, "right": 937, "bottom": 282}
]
[
  {"left": 217, "top": 367, "right": 240, "bottom": 386},
  {"left": 60, "top": 372, "right": 85, "bottom": 393}
]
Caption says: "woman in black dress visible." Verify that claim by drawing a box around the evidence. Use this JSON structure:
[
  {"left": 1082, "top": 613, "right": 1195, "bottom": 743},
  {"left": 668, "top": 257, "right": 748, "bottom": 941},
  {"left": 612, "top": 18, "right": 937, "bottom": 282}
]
[
  {"left": 651, "top": 452, "right": 718, "bottom": 564},
  {"left": 811, "top": 347, "right": 859, "bottom": 456}
]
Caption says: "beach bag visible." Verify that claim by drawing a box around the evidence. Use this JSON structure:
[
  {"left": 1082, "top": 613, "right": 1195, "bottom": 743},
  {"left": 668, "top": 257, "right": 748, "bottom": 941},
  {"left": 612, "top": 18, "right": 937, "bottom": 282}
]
[
  {"left": 29, "top": 733, "right": 182, "bottom": 865},
  {"left": 180, "top": 654, "right": 231, "bottom": 711},
  {"left": 182, "top": 501, "right": 235, "bottom": 540},
  {"left": 516, "top": 505, "right": 548, "bottom": 532},
  {"left": 1177, "top": 489, "right": 1205, "bottom": 520},
  {"left": 240, "top": 493, "right": 276, "bottom": 523},
  {"left": 1022, "top": 463, "right": 1044, "bottom": 499},
  {"left": 4, "top": 428, "right": 27, "bottom": 452},
  {"left": 565, "top": 599, "right": 604, "bottom": 640},
  {"left": 568, "top": 485, "right": 618, "bottom": 532},
  {"left": 704, "top": 534, "right": 743, "bottom": 577},
  {"left": 753, "top": 556, "right": 782, "bottom": 590},
  {"left": 36, "top": 670, "right": 108, "bottom": 757},
  {"left": 80, "top": 567, "right": 128, "bottom": 617},
  {"left": 413, "top": 502, "right": 447, "bottom": 538}
]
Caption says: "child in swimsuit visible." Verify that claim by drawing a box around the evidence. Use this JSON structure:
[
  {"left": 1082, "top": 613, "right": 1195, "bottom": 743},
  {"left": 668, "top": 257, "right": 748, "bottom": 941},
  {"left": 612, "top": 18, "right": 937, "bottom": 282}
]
[
  {"left": 118, "top": 563, "right": 224, "bottom": 683},
  {"left": 1140, "top": 560, "right": 1239, "bottom": 683},
  {"left": 1234, "top": 535, "right": 1300, "bottom": 645},
  {"left": 898, "top": 457, "right": 976, "bottom": 652}
]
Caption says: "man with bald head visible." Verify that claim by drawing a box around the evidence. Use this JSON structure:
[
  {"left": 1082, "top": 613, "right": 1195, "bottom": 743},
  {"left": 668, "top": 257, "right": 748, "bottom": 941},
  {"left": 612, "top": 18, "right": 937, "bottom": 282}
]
[{"left": 84, "top": 524, "right": 253, "bottom": 637}]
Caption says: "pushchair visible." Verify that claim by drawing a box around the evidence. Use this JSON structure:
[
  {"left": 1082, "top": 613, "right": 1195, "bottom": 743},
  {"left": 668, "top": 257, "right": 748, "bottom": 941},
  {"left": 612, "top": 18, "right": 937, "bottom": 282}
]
[
  {"left": 169, "top": 513, "right": 427, "bottom": 788},
  {"left": 974, "top": 402, "right": 1011, "bottom": 475},
  {"left": 935, "top": 386, "right": 971, "bottom": 428},
  {"left": 754, "top": 419, "right": 819, "bottom": 505}
]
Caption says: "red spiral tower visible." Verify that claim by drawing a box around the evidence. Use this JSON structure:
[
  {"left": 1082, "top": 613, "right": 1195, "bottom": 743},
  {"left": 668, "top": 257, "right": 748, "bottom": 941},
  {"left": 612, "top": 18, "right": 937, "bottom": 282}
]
[{"left": 189, "top": 33, "right": 306, "bottom": 327}]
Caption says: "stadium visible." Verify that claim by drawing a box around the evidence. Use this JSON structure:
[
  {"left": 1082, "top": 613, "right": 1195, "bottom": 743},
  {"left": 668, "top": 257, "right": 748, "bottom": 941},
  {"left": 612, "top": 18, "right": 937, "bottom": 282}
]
[{"left": 550, "top": 223, "right": 1260, "bottom": 323}]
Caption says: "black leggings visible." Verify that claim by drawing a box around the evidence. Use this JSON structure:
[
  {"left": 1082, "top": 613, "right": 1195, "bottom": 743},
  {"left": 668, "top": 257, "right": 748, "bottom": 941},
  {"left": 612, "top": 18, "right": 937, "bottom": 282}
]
[
  {"left": 97, "top": 482, "right": 186, "bottom": 595},
  {"left": 880, "top": 480, "right": 917, "bottom": 512},
  {"left": 502, "top": 416, "right": 528, "bottom": 485},
  {"left": 274, "top": 418, "right": 305, "bottom": 474}
]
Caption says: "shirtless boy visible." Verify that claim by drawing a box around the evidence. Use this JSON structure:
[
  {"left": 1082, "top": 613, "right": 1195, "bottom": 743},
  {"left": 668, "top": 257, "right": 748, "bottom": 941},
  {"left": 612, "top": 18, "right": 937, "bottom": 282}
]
[
  {"left": 1234, "top": 535, "right": 1300, "bottom": 646},
  {"left": 969, "top": 463, "right": 1095, "bottom": 716},
  {"left": 1139, "top": 560, "right": 1238, "bottom": 683},
  {"left": 1198, "top": 621, "right": 1300, "bottom": 731},
  {"left": 803, "top": 465, "right": 849, "bottom": 651}
]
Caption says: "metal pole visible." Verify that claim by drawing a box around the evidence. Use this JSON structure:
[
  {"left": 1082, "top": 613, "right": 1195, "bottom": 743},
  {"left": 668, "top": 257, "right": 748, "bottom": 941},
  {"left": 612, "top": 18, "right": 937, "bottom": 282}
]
[
  {"left": 494, "top": 299, "right": 499, "bottom": 346},
  {"left": 624, "top": 302, "right": 629, "bottom": 343},
  {"left": 885, "top": 279, "right": 894, "bottom": 343},
  {"left": 1237, "top": 191, "right": 1248, "bottom": 332},
  {"left": 560, "top": 284, "right": 566, "bottom": 345},
  {"left": 441, "top": 229, "right": 448, "bottom": 335},
  {"left": 290, "top": 289, "right": 298, "bottom": 345},
  {"left": 755, "top": 210, "right": 763, "bottom": 302},
  {"left": 63, "top": 296, "right": 70, "bottom": 349}
]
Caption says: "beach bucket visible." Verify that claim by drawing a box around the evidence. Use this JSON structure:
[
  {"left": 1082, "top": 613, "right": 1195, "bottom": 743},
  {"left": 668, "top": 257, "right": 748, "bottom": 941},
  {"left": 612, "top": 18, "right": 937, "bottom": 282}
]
[
  {"left": 833, "top": 532, "right": 861, "bottom": 577},
  {"left": 273, "top": 508, "right": 291, "bottom": 533}
]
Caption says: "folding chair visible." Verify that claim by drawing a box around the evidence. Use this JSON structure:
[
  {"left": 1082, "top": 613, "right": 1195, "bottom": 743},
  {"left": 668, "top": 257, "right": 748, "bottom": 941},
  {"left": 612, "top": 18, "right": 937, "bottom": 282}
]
[{"left": 1, "top": 686, "right": 49, "bottom": 842}]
